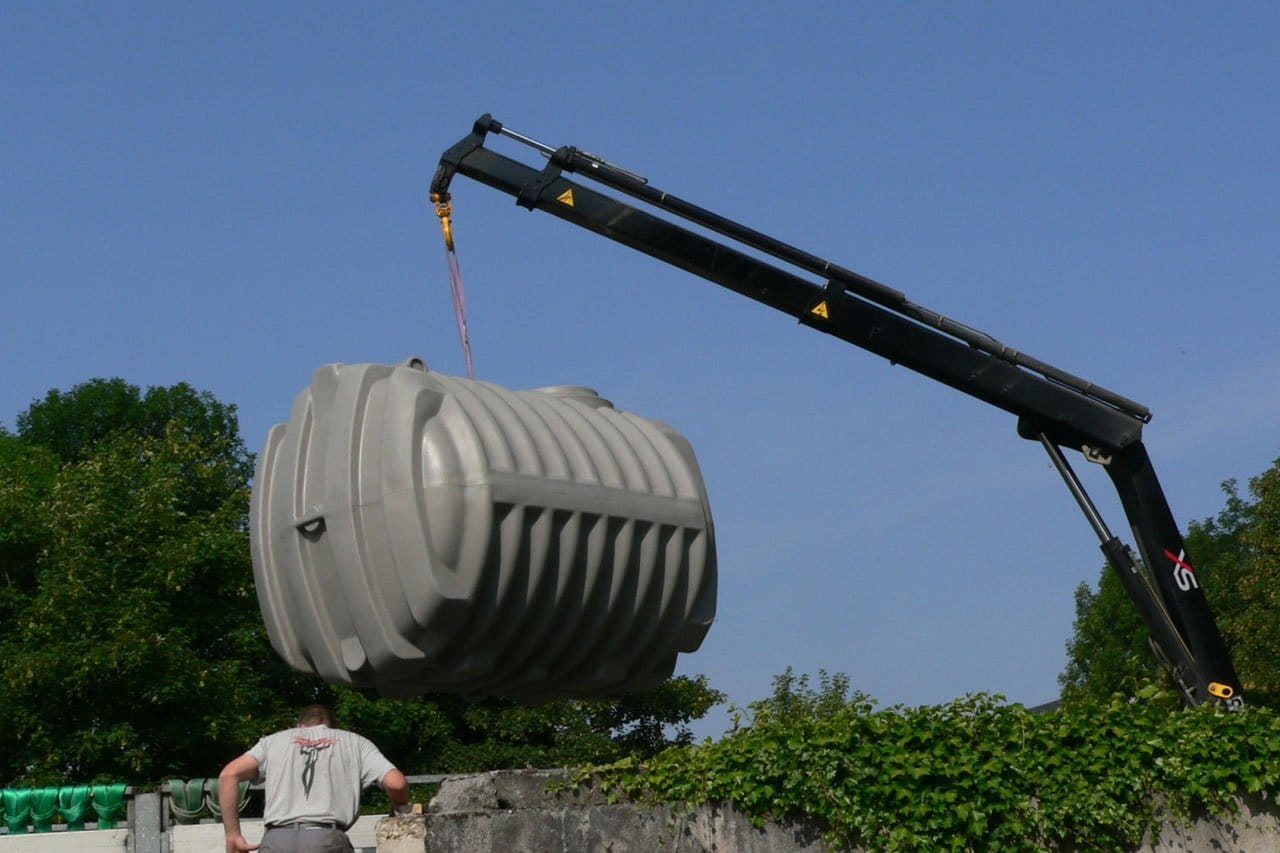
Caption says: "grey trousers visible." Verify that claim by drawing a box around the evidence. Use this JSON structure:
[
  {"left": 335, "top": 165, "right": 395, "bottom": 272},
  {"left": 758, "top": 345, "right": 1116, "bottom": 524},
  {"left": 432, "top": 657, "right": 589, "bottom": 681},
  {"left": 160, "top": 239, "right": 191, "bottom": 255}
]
[{"left": 258, "top": 825, "right": 354, "bottom": 853}]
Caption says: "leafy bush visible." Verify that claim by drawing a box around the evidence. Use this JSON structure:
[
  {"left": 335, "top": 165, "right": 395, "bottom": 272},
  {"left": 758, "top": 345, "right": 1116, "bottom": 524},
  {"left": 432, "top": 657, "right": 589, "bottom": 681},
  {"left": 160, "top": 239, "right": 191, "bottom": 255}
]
[{"left": 580, "top": 670, "right": 1280, "bottom": 851}]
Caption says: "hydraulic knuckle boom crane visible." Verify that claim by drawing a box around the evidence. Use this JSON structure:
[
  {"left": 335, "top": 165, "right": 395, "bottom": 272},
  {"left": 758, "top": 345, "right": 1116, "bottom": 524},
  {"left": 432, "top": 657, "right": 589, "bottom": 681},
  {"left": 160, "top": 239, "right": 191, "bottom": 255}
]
[{"left": 430, "top": 113, "right": 1244, "bottom": 709}]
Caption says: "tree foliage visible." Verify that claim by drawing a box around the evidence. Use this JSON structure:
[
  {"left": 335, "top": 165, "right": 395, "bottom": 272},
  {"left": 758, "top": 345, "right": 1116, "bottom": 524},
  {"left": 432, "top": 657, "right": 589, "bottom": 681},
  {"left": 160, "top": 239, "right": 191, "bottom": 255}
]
[
  {"left": 0, "top": 377, "right": 722, "bottom": 785},
  {"left": 0, "top": 432, "right": 58, "bottom": 614},
  {"left": 333, "top": 674, "right": 721, "bottom": 775},
  {"left": 1060, "top": 457, "right": 1280, "bottom": 706},
  {"left": 1058, "top": 565, "right": 1162, "bottom": 703},
  {"left": 14, "top": 378, "right": 251, "bottom": 479},
  {"left": 1217, "top": 461, "right": 1280, "bottom": 703},
  {"left": 0, "top": 383, "right": 317, "bottom": 784}
]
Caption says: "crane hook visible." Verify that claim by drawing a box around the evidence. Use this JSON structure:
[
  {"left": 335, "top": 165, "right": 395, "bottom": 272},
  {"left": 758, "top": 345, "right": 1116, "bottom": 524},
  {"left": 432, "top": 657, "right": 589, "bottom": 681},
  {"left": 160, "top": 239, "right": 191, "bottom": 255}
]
[{"left": 431, "top": 192, "right": 455, "bottom": 251}]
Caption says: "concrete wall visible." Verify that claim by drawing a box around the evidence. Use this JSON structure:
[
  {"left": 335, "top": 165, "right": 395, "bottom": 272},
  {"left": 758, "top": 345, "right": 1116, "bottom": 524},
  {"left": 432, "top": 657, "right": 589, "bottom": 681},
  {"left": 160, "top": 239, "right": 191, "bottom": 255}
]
[
  {"left": 375, "top": 771, "right": 1280, "bottom": 853},
  {"left": 1142, "top": 795, "right": 1280, "bottom": 852},
  {"left": 376, "top": 770, "right": 831, "bottom": 853},
  {"left": 5, "top": 773, "right": 1277, "bottom": 851}
]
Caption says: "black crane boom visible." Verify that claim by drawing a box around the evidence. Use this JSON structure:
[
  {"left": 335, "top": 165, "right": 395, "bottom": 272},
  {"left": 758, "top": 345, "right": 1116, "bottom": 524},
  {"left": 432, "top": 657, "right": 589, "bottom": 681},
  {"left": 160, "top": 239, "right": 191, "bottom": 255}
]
[{"left": 432, "top": 113, "right": 1243, "bottom": 708}]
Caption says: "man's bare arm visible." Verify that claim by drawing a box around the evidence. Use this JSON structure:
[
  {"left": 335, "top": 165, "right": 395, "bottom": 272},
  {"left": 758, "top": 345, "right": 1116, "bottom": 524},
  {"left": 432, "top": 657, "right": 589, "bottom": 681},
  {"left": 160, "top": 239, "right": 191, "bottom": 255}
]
[
  {"left": 382, "top": 768, "right": 411, "bottom": 812},
  {"left": 219, "top": 754, "right": 261, "bottom": 853}
]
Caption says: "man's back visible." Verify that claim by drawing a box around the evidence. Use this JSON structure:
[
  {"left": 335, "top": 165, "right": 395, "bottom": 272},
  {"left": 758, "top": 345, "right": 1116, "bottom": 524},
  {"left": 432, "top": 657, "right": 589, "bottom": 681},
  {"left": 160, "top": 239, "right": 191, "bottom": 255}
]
[
  {"left": 220, "top": 705, "right": 408, "bottom": 853},
  {"left": 249, "top": 725, "right": 395, "bottom": 830}
]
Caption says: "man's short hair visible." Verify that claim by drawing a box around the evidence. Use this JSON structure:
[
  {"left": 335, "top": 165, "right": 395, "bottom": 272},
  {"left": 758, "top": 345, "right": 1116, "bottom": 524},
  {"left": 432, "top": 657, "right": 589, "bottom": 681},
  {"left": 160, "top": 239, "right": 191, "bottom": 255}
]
[{"left": 297, "top": 704, "right": 336, "bottom": 727}]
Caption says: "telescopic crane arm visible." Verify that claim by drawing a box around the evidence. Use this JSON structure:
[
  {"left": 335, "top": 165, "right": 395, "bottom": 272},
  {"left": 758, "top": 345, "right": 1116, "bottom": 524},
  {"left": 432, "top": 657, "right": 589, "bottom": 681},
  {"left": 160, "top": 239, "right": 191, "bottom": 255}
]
[{"left": 431, "top": 114, "right": 1243, "bottom": 708}]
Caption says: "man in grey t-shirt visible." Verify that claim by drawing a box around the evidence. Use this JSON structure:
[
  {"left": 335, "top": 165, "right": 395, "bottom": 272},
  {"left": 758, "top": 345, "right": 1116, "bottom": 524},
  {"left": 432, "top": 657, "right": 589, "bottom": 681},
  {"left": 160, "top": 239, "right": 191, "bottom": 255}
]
[{"left": 219, "top": 705, "right": 409, "bottom": 853}]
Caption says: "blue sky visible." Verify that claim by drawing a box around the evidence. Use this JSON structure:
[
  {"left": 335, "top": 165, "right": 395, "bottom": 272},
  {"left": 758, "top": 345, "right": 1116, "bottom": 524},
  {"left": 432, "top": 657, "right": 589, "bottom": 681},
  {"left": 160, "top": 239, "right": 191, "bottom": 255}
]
[{"left": 4, "top": 5, "right": 1277, "bottom": 738}]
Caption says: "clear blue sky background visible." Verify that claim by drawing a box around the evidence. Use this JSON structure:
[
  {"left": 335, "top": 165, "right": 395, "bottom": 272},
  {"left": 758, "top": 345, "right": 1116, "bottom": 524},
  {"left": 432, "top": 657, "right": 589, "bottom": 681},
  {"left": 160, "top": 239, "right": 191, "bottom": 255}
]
[{"left": 4, "top": 5, "right": 1277, "bottom": 739}]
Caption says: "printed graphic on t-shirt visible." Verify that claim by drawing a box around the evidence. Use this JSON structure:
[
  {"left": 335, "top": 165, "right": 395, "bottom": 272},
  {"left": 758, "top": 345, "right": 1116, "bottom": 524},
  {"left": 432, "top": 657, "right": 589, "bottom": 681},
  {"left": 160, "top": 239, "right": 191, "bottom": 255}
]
[{"left": 291, "top": 734, "right": 338, "bottom": 797}]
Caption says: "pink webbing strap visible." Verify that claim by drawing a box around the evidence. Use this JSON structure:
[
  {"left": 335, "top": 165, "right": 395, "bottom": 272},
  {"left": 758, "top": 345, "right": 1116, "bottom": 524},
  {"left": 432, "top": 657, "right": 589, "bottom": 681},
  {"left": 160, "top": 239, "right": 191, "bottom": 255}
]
[
  {"left": 433, "top": 194, "right": 475, "bottom": 379},
  {"left": 445, "top": 246, "right": 474, "bottom": 379}
]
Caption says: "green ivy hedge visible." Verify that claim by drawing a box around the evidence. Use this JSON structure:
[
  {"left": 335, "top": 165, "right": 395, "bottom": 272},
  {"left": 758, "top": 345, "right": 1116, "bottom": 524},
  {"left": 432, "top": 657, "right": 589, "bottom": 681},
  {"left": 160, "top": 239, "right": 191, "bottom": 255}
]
[{"left": 578, "top": 673, "right": 1280, "bottom": 851}]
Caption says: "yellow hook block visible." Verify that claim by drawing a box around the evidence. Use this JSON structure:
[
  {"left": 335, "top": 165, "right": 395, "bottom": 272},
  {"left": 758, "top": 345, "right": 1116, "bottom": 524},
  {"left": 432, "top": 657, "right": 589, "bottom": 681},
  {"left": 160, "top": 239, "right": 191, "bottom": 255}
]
[{"left": 431, "top": 192, "right": 455, "bottom": 252}]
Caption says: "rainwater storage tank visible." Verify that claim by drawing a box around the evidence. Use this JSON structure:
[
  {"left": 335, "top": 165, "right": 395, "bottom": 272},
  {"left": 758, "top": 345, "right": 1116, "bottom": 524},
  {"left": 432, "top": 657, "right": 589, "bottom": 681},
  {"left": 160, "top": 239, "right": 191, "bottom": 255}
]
[{"left": 250, "top": 358, "right": 717, "bottom": 699}]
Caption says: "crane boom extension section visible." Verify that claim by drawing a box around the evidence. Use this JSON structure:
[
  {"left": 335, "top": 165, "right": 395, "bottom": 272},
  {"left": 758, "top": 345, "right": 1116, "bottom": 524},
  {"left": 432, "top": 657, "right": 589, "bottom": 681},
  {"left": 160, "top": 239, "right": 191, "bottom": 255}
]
[{"left": 431, "top": 114, "right": 1243, "bottom": 707}]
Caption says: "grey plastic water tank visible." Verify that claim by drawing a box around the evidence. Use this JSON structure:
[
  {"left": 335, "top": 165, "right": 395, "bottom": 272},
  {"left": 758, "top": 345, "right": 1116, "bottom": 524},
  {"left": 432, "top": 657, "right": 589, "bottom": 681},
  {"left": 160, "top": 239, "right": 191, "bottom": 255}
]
[{"left": 250, "top": 358, "right": 717, "bottom": 699}]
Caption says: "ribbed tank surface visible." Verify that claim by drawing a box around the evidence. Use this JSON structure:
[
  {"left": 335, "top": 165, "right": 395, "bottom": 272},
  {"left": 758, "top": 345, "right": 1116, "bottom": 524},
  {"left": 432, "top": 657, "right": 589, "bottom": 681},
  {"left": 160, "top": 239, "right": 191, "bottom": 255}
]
[{"left": 250, "top": 358, "right": 717, "bottom": 698}]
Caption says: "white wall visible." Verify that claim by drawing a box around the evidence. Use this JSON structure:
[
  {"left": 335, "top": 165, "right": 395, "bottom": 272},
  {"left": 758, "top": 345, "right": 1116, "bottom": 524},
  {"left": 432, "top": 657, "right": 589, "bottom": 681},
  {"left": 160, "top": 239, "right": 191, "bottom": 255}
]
[
  {"left": 0, "top": 829, "right": 129, "bottom": 852},
  {"left": 0, "top": 816, "right": 379, "bottom": 853}
]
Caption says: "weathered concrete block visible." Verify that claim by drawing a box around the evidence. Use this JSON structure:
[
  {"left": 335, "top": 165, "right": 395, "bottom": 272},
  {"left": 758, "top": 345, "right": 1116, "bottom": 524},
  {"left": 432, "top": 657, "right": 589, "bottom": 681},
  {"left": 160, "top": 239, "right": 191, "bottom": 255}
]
[
  {"left": 1141, "top": 794, "right": 1280, "bottom": 852},
  {"left": 426, "top": 769, "right": 608, "bottom": 815},
  {"left": 418, "top": 770, "right": 832, "bottom": 852},
  {"left": 375, "top": 813, "right": 426, "bottom": 853}
]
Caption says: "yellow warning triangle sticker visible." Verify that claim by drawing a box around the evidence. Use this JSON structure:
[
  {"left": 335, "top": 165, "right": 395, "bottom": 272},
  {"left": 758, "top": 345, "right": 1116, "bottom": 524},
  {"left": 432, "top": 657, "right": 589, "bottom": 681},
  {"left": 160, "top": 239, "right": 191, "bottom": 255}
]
[
  {"left": 810, "top": 301, "right": 830, "bottom": 320},
  {"left": 557, "top": 188, "right": 575, "bottom": 207}
]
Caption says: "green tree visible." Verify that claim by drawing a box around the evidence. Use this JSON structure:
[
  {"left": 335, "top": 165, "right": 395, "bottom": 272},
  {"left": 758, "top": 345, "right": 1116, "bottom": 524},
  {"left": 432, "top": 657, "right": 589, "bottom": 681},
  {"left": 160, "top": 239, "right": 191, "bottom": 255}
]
[
  {"left": 0, "top": 423, "right": 318, "bottom": 784},
  {"left": 1218, "top": 461, "right": 1280, "bottom": 702},
  {"left": 0, "top": 432, "right": 59, "bottom": 611},
  {"left": 331, "top": 674, "right": 722, "bottom": 774},
  {"left": 0, "top": 378, "right": 315, "bottom": 784},
  {"left": 15, "top": 377, "right": 251, "bottom": 480},
  {"left": 1060, "top": 457, "right": 1280, "bottom": 706},
  {"left": 1059, "top": 567, "right": 1162, "bottom": 703}
]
